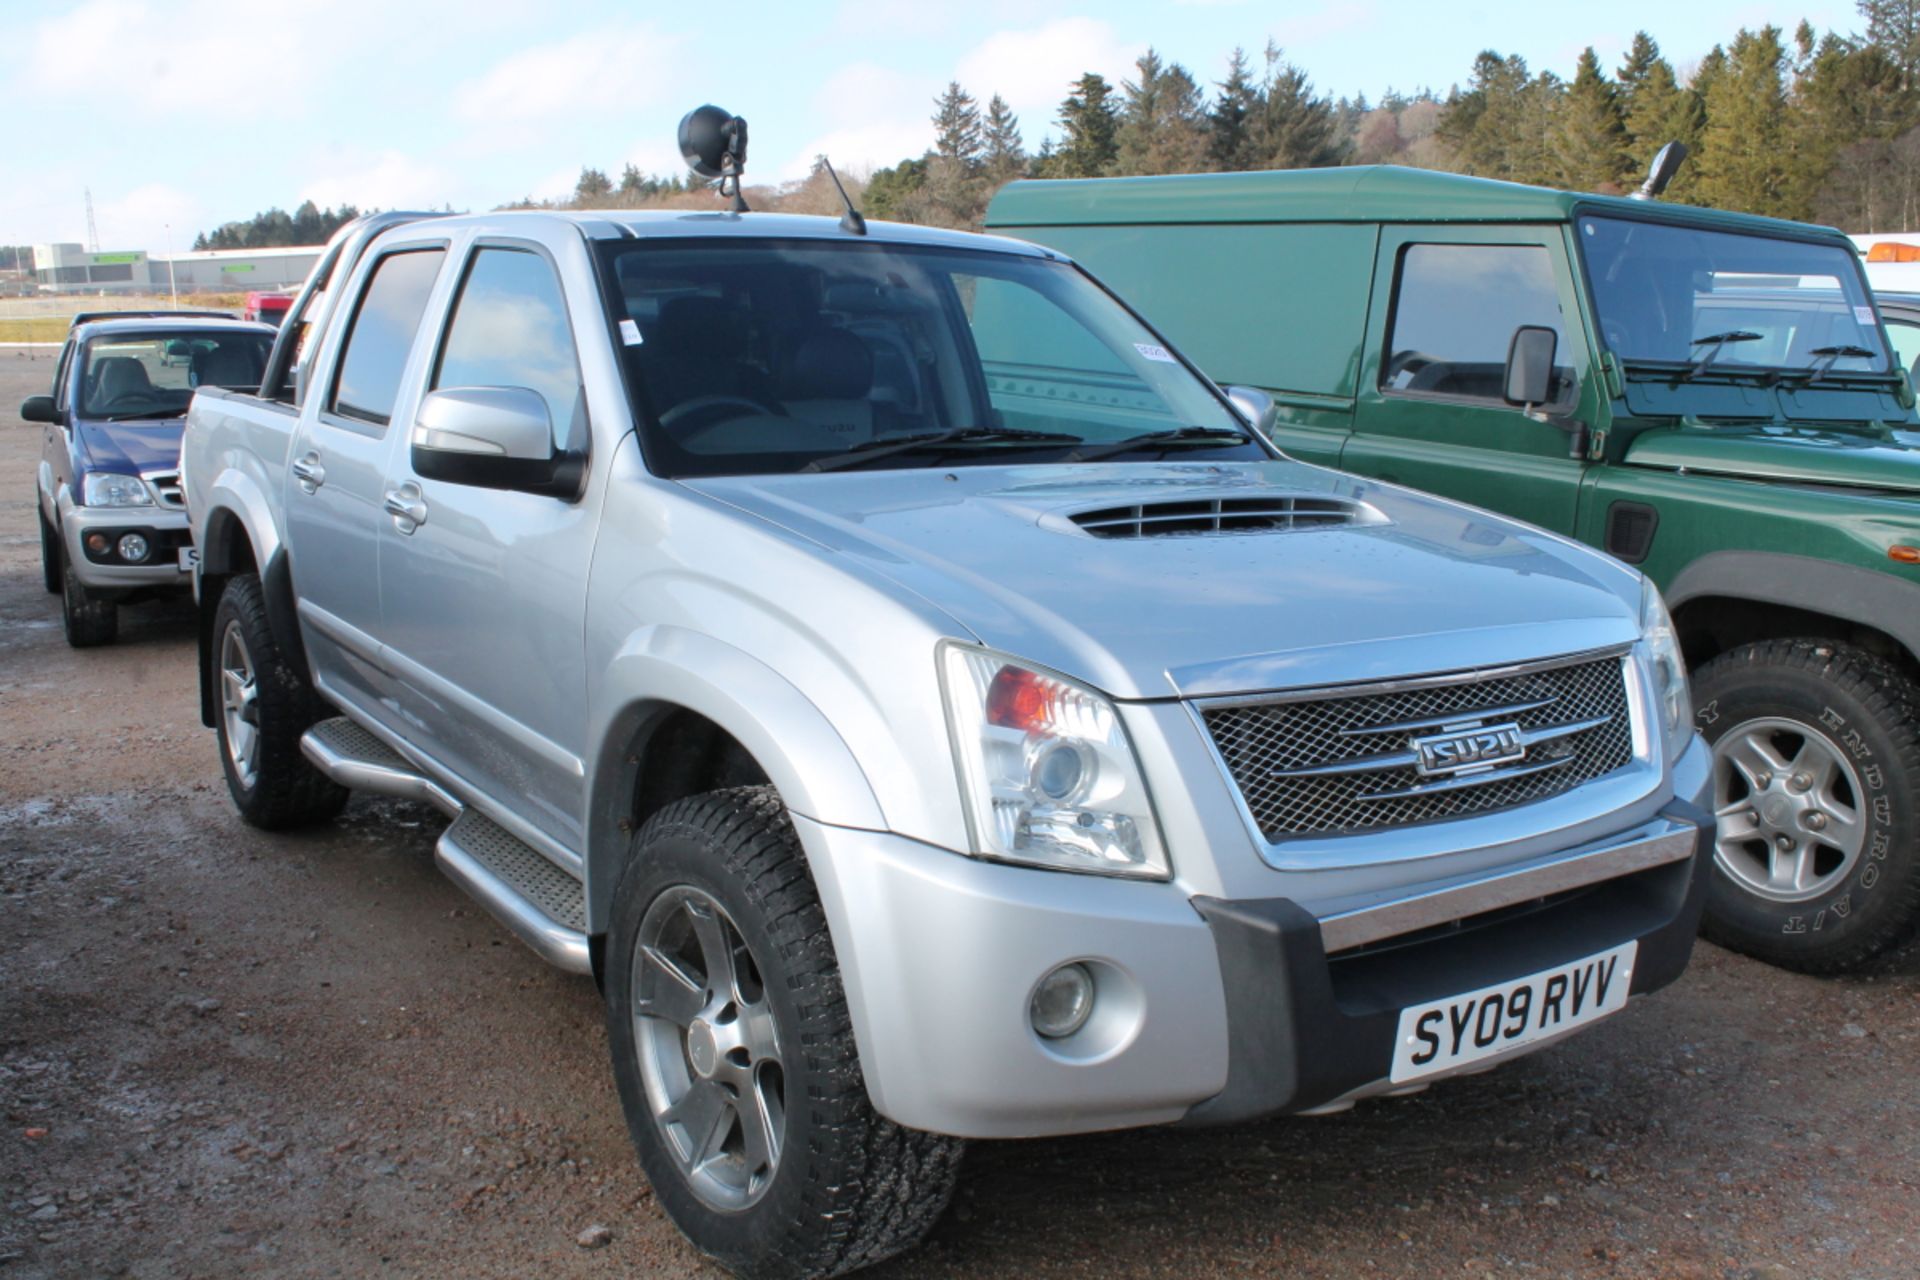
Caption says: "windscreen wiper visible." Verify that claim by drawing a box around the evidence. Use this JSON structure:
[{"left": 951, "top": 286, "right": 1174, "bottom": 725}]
[
  {"left": 1777, "top": 344, "right": 1879, "bottom": 386},
  {"left": 801, "top": 426, "right": 1081, "bottom": 473},
  {"left": 1063, "top": 424, "right": 1253, "bottom": 463},
  {"left": 1678, "top": 330, "right": 1764, "bottom": 382}
]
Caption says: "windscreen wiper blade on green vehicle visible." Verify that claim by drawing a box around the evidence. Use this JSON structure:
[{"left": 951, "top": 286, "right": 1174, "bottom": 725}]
[
  {"left": 801, "top": 426, "right": 1081, "bottom": 473},
  {"left": 1775, "top": 344, "right": 1880, "bottom": 387},
  {"left": 1678, "top": 330, "right": 1764, "bottom": 382},
  {"left": 1063, "top": 424, "right": 1252, "bottom": 463}
]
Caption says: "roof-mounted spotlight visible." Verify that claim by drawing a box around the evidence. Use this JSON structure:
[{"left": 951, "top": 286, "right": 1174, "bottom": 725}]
[{"left": 680, "top": 105, "right": 750, "bottom": 213}]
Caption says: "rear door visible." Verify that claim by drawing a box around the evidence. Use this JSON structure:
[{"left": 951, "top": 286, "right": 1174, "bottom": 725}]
[
  {"left": 1341, "top": 226, "right": 1597, "bottom": 535},
  {"left": 283, "top": 241, "right": 448, "bottom": 717},
  {"left": 375, "top": 236, "right": 601, "bottom": 854}
]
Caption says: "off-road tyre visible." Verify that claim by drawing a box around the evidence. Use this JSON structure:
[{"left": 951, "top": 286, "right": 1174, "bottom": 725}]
[
  {"left": 60, "top": 549, "right": 117, "bottom": 647},
  {"left": 211, "top": 573, "right": 347, "bottom": 830},
  {"left": 1692, "top": 639, "right": 1920, "bottom": 973},
  {"left": 38, "top": 506, "right": 61, "bottom": 594},
  {"left": 605, "top": 786, "right": 964, "bottom": 1279}
]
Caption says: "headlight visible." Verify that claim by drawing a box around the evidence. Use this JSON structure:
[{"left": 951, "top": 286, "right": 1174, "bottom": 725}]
[
  {"left": 82, "top": 472, "right": 154, "bottom": 507},
  {"left": 938, "top": 644, "right": 1170, "bottom": 879},
  {"left": 1640, "top": 576, "right": 1691, "bottom": 757}
]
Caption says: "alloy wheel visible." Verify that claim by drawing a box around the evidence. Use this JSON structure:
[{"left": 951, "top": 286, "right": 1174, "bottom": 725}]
[{"left": 1712, "top": 715, "right": 1866, "bottom": 903}]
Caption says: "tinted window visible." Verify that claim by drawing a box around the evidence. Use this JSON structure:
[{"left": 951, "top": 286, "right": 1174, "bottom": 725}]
[
  {"left": 433, "top": 247, "right": 582, "bottom": 445},
  {"left": 1385, "top": 243, "right": 1570, "bottom": 404},
  {"left": 78, "top": 330, "right": 275, "bottom": 418},
  {"left": 603, "top": 239, "right": 1250, "bottom": 478},
  {"left": 331, "top": 248, "right": 445, "bottom": 426},
  {"left": 1581, "top": 216, "right": 1886, "bottom": 373},
  {"left": 1886, "top": 316, "right": 1920, "bottom": 380}
]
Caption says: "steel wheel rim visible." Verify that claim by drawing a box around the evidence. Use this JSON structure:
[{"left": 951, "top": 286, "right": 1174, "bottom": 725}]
[
  {"left": 218, "top": 621, "right": 260, "bottom": 790},
  {"left": 1711, "top": 715, "right": 1867, "bottom": 904},
  {"left": 631, "top": 884, "right": 784, "bottom": 1212}
]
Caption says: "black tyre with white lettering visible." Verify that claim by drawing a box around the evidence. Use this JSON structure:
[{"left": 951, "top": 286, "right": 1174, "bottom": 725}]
[
  {"left": 604, "top": 787, "right": 964, "bottom": 1280},
  {"left": 1692, "top": 639, "right": 1920, "bottom": 973}
]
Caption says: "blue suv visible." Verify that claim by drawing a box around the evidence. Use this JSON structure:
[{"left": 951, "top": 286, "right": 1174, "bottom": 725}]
[{"left": 24, "top": 314, "right": 274, "bottom": 646}]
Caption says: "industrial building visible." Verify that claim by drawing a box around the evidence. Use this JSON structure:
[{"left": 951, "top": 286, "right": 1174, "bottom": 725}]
[{"left": 31, "top": 243, "right": 319, "bottom": 294}]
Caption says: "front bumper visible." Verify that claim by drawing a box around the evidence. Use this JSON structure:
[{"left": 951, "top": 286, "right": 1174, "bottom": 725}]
[
  {"left": 58, "top": 496, "right": 192, "bottom": 590},
  {"left": 797, "top": 790, "right": 1713, "bottom": 1141}
]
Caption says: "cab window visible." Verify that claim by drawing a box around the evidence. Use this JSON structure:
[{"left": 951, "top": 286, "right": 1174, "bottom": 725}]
[
  {"left": 433, "top": 247, "right": 584, "bottom": 447},
  {"left": 1384, "top": 243, "right": 1573, "bottom": 406},
  {"left": 1885, "top": 315, "right": 1920, "bottom": 382},
  {"left": 330, "top": 248, "right": 446, "bottom": 428}
]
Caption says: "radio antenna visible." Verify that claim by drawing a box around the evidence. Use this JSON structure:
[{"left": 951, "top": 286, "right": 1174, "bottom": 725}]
[{"left": 819, "top": 158, "right": 867, "bottom": 236}]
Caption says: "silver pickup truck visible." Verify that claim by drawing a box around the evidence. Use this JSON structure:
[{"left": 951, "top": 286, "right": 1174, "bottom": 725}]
[{"left": 182, "top": 206, "right": 1714, "bottom": 1279}]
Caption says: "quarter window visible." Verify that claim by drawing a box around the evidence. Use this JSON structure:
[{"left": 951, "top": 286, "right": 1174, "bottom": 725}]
[
  {"left": 1384, "top": 243, "right": 1571, "bottom": 405},
  {"left": 433, "top": 247, "right": 583, "bottom": 445},
  {"left": 330, "top": 248, "right": 446, "bottom": 427}
]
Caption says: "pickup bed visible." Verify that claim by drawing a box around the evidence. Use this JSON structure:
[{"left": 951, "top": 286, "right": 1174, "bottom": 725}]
[{"left": 183, "top": 206, "right": 1713, "bottom": 1279}]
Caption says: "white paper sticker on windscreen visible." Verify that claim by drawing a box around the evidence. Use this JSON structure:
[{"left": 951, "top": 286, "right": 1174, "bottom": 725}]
[
  {"left": 619, "top": 318, "right": 644, "bottom": 345},
  {"left": 1856, "top": 306, "right": 1878, "bottom": 326},
  {"left": 1134, "top": 343, "right": 1175, "bottom": 363}
]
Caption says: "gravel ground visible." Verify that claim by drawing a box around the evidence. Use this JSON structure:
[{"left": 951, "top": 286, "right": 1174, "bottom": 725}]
[{"left": 2, "top": 349, "right": 1917, "bottom": 1280}]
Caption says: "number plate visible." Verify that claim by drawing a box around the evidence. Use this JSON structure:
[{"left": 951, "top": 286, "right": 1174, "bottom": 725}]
[
  {"left": 1390, "top": 941, "right": 1636, "bottom": 1083},
  {"left": 178, "top": 546, "right": 199, "bottom": 571}
]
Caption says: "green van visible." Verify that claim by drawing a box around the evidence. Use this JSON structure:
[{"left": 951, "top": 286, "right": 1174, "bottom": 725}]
[{"left": 987, "top": 166, "right": 1920, "bottom": 974}]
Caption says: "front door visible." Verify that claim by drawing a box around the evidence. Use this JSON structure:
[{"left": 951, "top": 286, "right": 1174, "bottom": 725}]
[
  {"left": 283, "top": 244, "right": 447, "bottom": 717},
  {"left": 376, "top": 238, "right": 600, "bottom": 854},
  {"left": 1341, "top": 225, "right": 1598, "bottom": 535}
]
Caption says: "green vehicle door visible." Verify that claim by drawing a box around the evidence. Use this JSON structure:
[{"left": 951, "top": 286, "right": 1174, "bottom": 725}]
[{"left": 1342, "top": 224, "right": 1602, "bottom": 536}]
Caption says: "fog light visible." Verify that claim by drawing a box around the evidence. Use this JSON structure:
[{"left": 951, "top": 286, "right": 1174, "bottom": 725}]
[
  {"left": 117, "top": 532, "right": 150, "bottom": 563},
  {"left": 85, "top": 532, "right": 109, "bottom": 555},
  {"left": 1030, "top": 962, "right": 1094, "bottom": 1039}
]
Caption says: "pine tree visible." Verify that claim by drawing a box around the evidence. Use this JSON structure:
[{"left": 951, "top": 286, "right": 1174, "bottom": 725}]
[
  {"left": 932, "top": 82, "right": 985, "bottom": 168},
  {"left": 1617, "top": 32, "right": 1662, "bottom": 113},
  {"left": 1054, "top": 72, "right": 1121, "bottom": 177},
  {"left": 573, "top": 167, "right": 613, "bottom": 205},
  {"left": 1861, "top": 0, "right": 1920, "bottom": 90},
  {"left": 1556, "top": 47, "right": 1632, "bottom": 190},
  {"left": 1116, "top": 50, "right": 1208, "bottom": 174},
  {"left": 1795, "top": 34, "right": 1914, "bottom": 223},
  {"left": 1254, "top": 42, "right": 1348, "bottom": 169},
  {"left": 1693, "top": 26, "right": 1796, "bottom": 216},
  {"left": 1207, "top": 47, "right": 1262, "bottom": 170},
  {"left": 864, "top": 157, "right": 929, "bottom": 221},
  {"left": 983, "top": 95, "right": 1027, "bottom": 185}
]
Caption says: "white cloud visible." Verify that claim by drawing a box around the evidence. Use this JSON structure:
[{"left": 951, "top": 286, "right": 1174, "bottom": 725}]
[
  {"left": 299, "top": 151, "right": 456, "bottom": 213},
  {"left": 781, "top": 22, "right": 1145, "bottom": 179},
  {"left": 780, "top": 64, "right": 935, "bottom": 180},
  {"left": 95, "top": 183, "right": 208, "bottom": 254},
  {"left": 454, "top": 25, "right": 687, "bottom": 127},
  {"left": 25, "top": 0, "right": 316, "bottom": 110},
  {"left": 955, "top": 18, "right": 1145, "bottom": 144}
]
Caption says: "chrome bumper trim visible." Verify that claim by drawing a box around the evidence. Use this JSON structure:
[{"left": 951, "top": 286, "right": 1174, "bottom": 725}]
[{"left": 1315, "top": 822, "right": 1698, "bottom": 954}]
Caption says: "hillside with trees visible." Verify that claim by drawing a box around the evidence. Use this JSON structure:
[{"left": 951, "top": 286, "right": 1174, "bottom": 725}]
[{"left": 194, "top": 201, "right": 365, "bottom": 250}]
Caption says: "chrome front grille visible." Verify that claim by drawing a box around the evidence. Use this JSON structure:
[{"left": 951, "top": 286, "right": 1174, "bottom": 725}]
[
  {"left": 145, "top": 470, "right": 185, "bottom": 509},
  {"left": 1201, "top": 653, "right": 1635, "bottom": 841}
]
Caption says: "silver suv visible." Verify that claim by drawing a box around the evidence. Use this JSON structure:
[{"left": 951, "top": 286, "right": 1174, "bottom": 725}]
[{"left": 182, "top": 206, "right": 1713, "bottom": 1278}]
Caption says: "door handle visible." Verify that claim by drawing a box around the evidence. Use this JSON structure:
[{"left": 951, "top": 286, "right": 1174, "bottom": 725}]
[
  {"left": 291, "top": 452, "right": 325, "bottom": 494},
  {"left": 383, "top": 483, "right": 428, "bottom": 533}
]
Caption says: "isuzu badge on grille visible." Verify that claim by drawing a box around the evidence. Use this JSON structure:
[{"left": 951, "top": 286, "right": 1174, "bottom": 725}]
[{"left": 1411, "top": 723, "right": 1527, "bottom": 776}]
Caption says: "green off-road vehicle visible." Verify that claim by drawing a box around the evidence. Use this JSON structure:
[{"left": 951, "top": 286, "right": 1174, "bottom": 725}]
[{"left": 989, "top": 162, "right": 1920, "bottom": 973}]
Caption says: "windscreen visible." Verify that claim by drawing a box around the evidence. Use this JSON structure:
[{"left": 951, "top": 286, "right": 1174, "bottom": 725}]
[
  {"left": 79, "top": 330, "right": 273, "bottom": 419},
  {"left": 599, "top": 238, "right": 1253, "bottom": 477},
  {"left": 1580, "top": 216, "right": 1888, "bottom": 375}
]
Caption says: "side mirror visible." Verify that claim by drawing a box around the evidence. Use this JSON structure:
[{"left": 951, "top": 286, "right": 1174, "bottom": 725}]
[
  {"left": 20, "top": 395, "right": 59, "bottom": 425},
  {"left": 1224, "top": 385, "right": 1278, "bottom": 437},
  {"left": 411, "top": 386, "right": 580, "bottom": 497},
  {"left": 1503, "top": 327, "right": 1558, "bottom": 407}
]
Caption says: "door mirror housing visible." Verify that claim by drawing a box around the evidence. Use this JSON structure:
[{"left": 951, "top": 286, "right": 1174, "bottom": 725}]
[
  {"left": 1503, "top": 327, "right": 1558, "bottom": 408},
  {"left": 1224, "top": 385, "right": 1277, "bottom": 437},
  {"left": 20, "top": 395, "right": 59, "bottom": 425},
  {"left": 411, "top": 386, "right": 582, "bottom": 497}
]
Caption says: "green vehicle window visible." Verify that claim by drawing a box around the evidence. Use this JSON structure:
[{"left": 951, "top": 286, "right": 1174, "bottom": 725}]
[
  {"left": 1384, "top": 244, "right": 1571, "bottom": 406},
  {"left": 1884, "top": 316, "right": 1920, "bottom": 381}
]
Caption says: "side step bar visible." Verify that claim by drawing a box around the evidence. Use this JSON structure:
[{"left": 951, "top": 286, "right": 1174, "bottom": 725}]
[{"left": 299, "top": 717, "right": 592, "bottom": 975}]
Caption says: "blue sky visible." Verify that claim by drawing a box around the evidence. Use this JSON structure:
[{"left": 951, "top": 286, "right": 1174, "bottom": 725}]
[{"left": 5, "top": 0, "right": 1863, "bottom": 253}]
